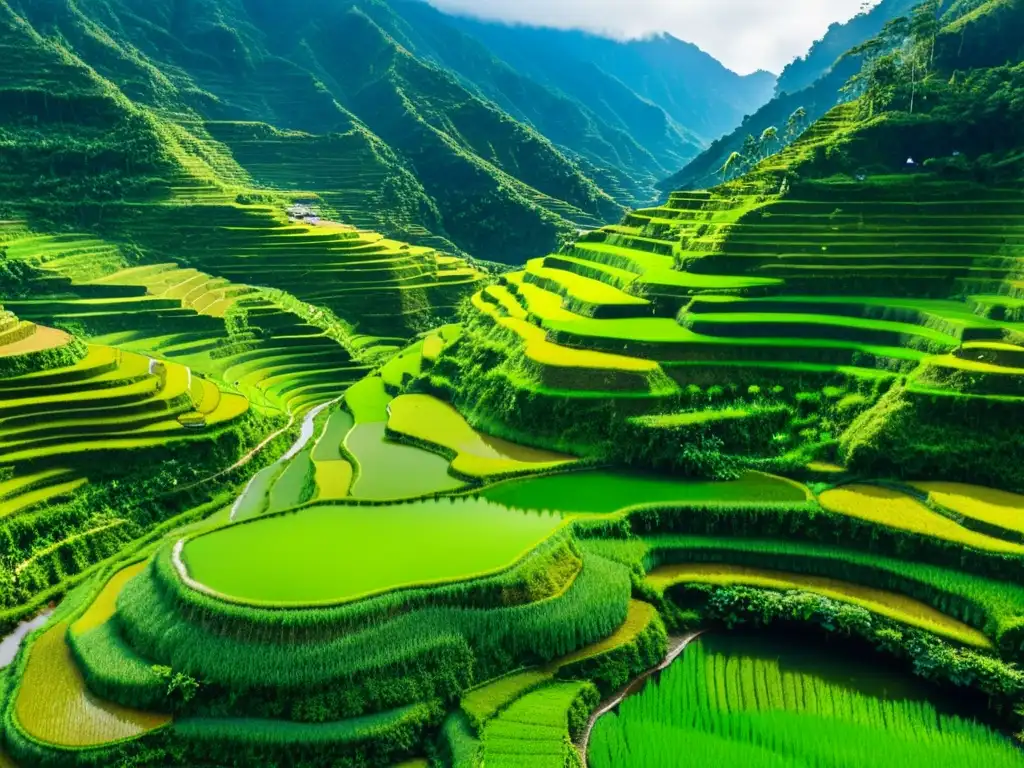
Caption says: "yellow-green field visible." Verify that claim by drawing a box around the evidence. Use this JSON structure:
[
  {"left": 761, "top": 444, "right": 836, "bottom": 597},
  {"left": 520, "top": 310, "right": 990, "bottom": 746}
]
[
  {"left": 387, "top": 394, "right": 576, "bottom": 478},
  {"left": 15, "top": 622, "right": 170, "bottom": 747},
  {"left": 818, "top": 485, "right": 1024, "bottom": 555},
  {"left": 182, "top": 499, "right": 566, "bottom": 606},
  {"left": 646, "top": 563, "right": 991, "bottom": 648},
  {"left": 912, "top": 482, "right": 1024, "bottom": 536},
  {"left": 72, "top": 562, "right": 147, "bottom": 636}
]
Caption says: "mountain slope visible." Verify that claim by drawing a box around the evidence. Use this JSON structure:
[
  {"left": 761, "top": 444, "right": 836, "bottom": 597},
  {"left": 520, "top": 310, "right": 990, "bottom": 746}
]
[
  {"left": 4, "top": 0, "right": 626, "bottom": 261},
  {"left": 337, "top": 0, "right": 683, "bottom": 206},
  {"left": 442, "top": 19, "right": 775, "bottom": 143},
  {"left": 436, "top": 1, "right": 1024, "bottom": 489},
  {"left": 775, "top": 0, "right": 921, "bottom": 95},
  {"left": 664, "top": 0, "right": 921, "bottom": 190}
]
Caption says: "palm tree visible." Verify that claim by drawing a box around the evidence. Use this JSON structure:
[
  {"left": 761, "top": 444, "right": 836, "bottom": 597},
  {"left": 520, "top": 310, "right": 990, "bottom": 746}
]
[
  {"left": 720, "top": 152, "right": 744, "bottom": 182},
  {"left": 759, "top": 127, "right": 779, "bottom": 159},
  {"left": 786, "top": 107, "right": 808, "bottom": 140}
]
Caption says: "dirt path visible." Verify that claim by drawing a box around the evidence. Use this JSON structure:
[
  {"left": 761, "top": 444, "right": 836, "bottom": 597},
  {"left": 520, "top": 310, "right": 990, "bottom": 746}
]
[{"left": 576, "top": 630, "right": 703, "bottom": 765}]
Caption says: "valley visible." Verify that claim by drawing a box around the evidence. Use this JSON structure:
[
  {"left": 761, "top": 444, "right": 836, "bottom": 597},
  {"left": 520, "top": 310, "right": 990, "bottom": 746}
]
[{"left": 0, "top": 0, "right": 1023, "bottom": 765}]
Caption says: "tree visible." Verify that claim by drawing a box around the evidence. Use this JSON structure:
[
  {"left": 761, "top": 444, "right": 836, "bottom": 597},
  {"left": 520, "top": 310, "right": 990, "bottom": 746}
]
[
  {"left": 742, "top": 134, "right": 760, "bottom": 161},
  {"left": 720, "top": 152, "right": 744, "bottom": 182},
  {"left": 759, "top": 127, "right": 779, "bottom": 159},
  {"left": 785, "top": 107, "right": 808, "bottom": 141},
  {"left": 907, "top": 1, "right": 944, "bottom": 112}
]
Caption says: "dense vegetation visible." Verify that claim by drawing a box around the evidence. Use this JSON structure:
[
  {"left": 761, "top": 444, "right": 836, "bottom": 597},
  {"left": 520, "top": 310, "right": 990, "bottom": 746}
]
[
  {"left": 0, "top": 0, "right": 1023, "bottom": 766},
  {"left": 591, "top": 634, "right": 1024, "bottom": 767},
  {"left": 0, "top": 0, "right": 776, "bottom": 261}
]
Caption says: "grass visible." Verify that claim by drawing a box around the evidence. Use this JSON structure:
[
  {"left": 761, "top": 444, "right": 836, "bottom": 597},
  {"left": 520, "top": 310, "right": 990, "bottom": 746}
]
[
  {"left": 461, "top": 600, "right": 659, "bottom": 729},
  {"left": 556, "top": 599, "right": 660, "bottom": 665},
  {"left": 481, "top": 681, "right": 595, "bottom": 768},
  {"left": 462, "top": 670, "right": 557, "bottom": 729},
  {"left": 523, "top": 259, "right": 650, "bottom": 308},
  {"left": 819, "top": 485, "right": 1024, "bottom": 555},
  {"left": 387, "top": 394, "right": 576, "bottom": 478},
  {"left": 483, "top": 470, "right": 809, "bottom": 516},
  {"left": 647, "top": 563, "right": 991, "bottom": 648},
  {"left": 473, "top": 291, "right": 665, "bottom": 381},
  {"left": 913, "top": 482, "right": 1024, "bottom": 537},
  {"left": 589, "top": 634, "right": 1024, "bottom": 768},
  {"left": 627, "top": 534, "right": 1024, "bottom": 643},
  {"left": 14, "top": 621, "right": 170, "bottom": 747},
  {"left": 181, "top": 498, "right": 566, "bottom": 606}
]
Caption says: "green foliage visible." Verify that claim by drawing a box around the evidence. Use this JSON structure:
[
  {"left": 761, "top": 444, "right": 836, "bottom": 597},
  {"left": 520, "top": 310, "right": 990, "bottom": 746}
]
[
  {"left": 669, "top": 586, "right": 1024, "bottom": 708},
  {"left": 590, "top": 632, "right": 1024, "bottom": 767},
  {"left": 618, "top": 496, "right": 1024, "bottom": 585},
  {"left": 481, "top": 681, "right": 597, "bottom": 768},
  {"left": 152, "top": 666, "right": 200, "bottom": 705},
  {"left": 85, "top": 550, "right": 629, "bottom": 722},
  {"left": 556, "top": 610, "right": 667, "bottom": 697}
]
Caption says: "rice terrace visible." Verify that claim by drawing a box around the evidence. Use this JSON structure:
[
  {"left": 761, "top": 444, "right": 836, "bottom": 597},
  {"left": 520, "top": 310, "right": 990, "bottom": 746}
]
[{"left": 0, "top": 0, "right": 1022, "bottom": 765}]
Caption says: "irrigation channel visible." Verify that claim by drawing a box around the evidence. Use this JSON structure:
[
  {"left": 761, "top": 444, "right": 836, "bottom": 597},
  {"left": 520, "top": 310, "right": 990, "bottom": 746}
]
[
  {"left": 0, "top": 610, "right": 53, "bottom": 669},
  {"left": 577, "top": 631, "right": 704, "bottom": 765},
  {"left": 229, "top": 398, "right": 340, "bottom": 522}
]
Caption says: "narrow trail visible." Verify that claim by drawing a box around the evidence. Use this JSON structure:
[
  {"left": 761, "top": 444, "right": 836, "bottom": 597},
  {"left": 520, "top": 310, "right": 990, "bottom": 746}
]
[{"left": 576, "top": 630, "right": 703, "bottom": 765}]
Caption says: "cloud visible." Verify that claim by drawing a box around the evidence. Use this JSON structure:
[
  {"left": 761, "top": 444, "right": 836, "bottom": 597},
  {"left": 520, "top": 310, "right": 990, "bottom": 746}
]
[{"left": 423, "top": 0, "right": 881, "bottom": 74}]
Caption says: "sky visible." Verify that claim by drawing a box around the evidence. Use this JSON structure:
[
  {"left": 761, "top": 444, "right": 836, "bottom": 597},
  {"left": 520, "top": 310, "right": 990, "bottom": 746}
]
[{"left": 424, "top": 0, "right": 882, "bottom": 75}]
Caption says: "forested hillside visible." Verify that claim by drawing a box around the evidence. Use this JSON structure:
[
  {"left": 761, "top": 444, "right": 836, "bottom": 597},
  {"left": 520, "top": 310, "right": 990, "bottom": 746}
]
[
  {"left": 664, "top": 0, "right": 922, "bottom": 190},
  {"left": 438, "top": 0, "right": 1024, "bottom": 491},
  {"left": 432, "top": 13, "right": 775, "bottom": 164},
  {"left": 0, "top": 0, "right": 778, "bottom": 263}
]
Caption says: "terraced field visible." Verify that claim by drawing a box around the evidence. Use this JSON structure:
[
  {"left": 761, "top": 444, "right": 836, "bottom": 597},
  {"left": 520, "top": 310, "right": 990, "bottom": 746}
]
[
  {"left": 646, "top": 563, "right": 991, "bottom": 647},
  {"left": 431, "top": 155, "right": 1024, "bottom": 485},
  {"left": 3, "top": 8, "right": 1024, "bottom": 763},
  {"left": 181, "top": 498, "right": 566, "bottom": 605},
  {"left": 590, "top": 634, "right": 1024, "bottom": 768},
  {"left": 482, "top": 470, "right": 808, "bottom": 515},
  {"left": 0, "top": 336, "right": 247, "bottom": 519},
  {"left": 386, "top": 394, "right": 576, "bottom": 479},
  {"left": 14, "top": 620, "right": 171, "bottom": 747}
]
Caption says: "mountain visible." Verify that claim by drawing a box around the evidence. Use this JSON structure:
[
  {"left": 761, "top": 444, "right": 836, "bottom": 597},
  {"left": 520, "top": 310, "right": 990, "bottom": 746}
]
[
  {"left": 340, "top": 0, "right": 702, "bottom": 206},
  {"left": 437, "top": 0, "right": 1024, "bottom": 490},
  {"left": 439, "top": 15, "right": 776, "bottom": 146},
  {"left": 775, "top": 0, "right": 922, "bottom": 95},
  {"left": 663, "top": 0, "right": 921, "bottom": 190},
  {"left": 1, "top": 0, "right": 621, "bottom": 263},
  {"left": 0, "top": 0, "right": 780, "bottom": 263}
]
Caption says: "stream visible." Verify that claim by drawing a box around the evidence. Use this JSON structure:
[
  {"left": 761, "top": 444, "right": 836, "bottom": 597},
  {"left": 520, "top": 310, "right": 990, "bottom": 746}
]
[
  {"left": 0, "top": 610, "right": 54, "bottom": 669},
  {"left": 229, "top": 398, "right": 339, "bottom": 522}
]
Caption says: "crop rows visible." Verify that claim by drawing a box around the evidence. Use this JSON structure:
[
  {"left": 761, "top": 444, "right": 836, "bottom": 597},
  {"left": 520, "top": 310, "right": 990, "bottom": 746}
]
[{"left": 589, "top": 636, "right": 1024, "bottom": 767}]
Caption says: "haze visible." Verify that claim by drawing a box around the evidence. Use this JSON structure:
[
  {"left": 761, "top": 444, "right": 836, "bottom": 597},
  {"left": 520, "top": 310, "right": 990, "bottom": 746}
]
[{"left": 424, "top": 0, "right": 883, "bottom": 74}]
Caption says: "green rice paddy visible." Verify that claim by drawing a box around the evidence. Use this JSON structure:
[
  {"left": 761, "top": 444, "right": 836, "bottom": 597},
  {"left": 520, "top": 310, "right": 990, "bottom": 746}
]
[
  {"left": 482, "top": 470, "right": 808, "bottom": 516},
  {"left": 346, "top": 422, "right": 465, "bottom": 500},
  {"left": 589, "top": 634, "right": 1024, "bottom": 768},
  {"left": 182, "top": 498, "right": 565, "bottom": 605}
]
